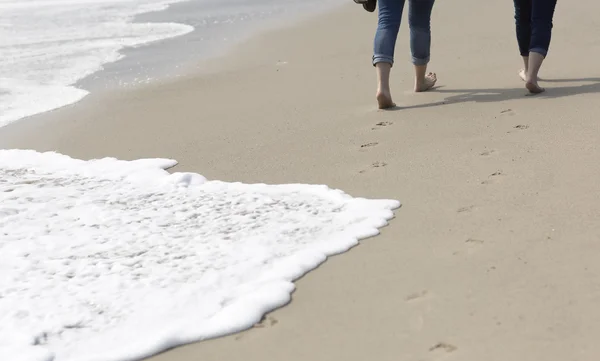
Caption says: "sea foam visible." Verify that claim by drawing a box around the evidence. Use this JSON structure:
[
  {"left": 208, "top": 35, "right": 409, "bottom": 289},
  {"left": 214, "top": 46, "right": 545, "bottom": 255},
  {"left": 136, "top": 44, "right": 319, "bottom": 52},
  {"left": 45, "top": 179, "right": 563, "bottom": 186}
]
[
  {"left": 0, "top": 150, "right": 400, "bottom": 361},
  {"left": 0, "top": 0, "right": 193, "bottom": 127}
]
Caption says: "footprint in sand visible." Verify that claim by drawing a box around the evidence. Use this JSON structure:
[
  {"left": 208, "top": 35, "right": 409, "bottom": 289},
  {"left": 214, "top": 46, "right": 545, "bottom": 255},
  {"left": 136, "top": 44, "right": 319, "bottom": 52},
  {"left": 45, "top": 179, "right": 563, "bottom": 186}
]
[
  {"left": 406, "top": 290, "right": 433, "bottom": 332},
  {"left": 429, "top": 342, "right": 458, "bottom": 358},
  {"left": 507, "top": 124, "right": 530, "bottom": 133},
  {"left": 406, "top": 290, "right": 430, "bottom": 303},
  {"left": 465, "top": 238, "right": 485, "bottom": 255},
  {"left": 457, "top": 205, "right": 475, "bottom": 213},
  {"left": 495, "top": 109, "right": 516, "bottom": 120},
  {"left": 253, "top": 315, "right": 279, "bottom": 329},
  {"left": 359, "top": 161, "right": 387, "bottom": 174},
  {"left": 372, "top": 121, "right": 393, "bottom": 130},
  {"left": 481, "top": 170, "right": 503, "bottom": 185},
  {"left": 360, "top": 142, "right": 379, "bottom": 150},
  {"left": 479, "top": 149, "right": 497, "bottom": 157}
]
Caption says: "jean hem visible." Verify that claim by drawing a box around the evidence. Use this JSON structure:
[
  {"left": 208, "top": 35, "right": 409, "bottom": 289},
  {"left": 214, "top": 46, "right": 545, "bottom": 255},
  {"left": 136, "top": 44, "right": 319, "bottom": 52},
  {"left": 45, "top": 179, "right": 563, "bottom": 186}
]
[
  {"left": 372, "top": 55, "right": 394, "bottom": 66},
  {"left": 412, "top": 56, "right": 430, "bottom": 66},
  {"left": 529, "top": 48, "right": 548, "bottom": 57}
]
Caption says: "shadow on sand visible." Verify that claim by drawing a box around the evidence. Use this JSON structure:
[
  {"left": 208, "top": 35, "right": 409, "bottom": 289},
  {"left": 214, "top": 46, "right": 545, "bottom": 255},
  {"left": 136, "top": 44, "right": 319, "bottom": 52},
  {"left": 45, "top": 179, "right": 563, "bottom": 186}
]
[{"left": 383, "top": 77, "right": 600, "bottom": 111}]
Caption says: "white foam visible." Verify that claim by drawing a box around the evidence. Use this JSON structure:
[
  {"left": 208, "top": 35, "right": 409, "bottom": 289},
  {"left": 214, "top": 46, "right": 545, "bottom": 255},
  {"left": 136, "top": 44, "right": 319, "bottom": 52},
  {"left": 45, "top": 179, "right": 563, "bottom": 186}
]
[
  {"left": 0, "top": 0, "right": 193, "bottom": 127},
  {"left": 0, "top": 150, "right": 400, "bottom": 361}
]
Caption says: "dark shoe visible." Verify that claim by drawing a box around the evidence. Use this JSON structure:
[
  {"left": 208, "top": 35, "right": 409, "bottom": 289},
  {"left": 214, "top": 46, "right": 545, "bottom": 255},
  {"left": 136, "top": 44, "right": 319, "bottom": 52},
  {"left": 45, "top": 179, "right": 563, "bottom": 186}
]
[{"left": 353, "top": 0, "right": 377, "bottom": 12}]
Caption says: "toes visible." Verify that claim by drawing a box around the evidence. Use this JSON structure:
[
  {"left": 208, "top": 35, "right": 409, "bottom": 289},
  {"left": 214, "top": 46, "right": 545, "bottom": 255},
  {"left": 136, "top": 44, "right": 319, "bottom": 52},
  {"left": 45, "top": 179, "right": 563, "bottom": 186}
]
[{"left": 415, "top": 72, "right": 438, "bottom": 92}]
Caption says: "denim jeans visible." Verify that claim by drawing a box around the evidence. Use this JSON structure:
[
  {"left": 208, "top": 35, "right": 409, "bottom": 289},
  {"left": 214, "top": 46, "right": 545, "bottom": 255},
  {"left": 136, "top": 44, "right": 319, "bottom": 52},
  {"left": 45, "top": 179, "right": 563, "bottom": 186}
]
[
  {"left": 514, "top": 0, "right": 558, "bottom": 57},
  {"left": 373, "top": 0, "right": 435, "bottom": 66}
]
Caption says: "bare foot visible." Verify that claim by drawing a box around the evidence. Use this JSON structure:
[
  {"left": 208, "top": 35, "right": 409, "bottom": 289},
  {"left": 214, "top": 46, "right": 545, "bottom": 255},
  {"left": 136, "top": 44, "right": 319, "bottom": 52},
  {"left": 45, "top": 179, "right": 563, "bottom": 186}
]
[
  {"left": 415, "top": 72, "right": 437, "bottom": 92},
  {"left": 376, "top": 90, "right": 396, "bottom": 109},
  {"left": 526, "top": 80, "right": 545, "bottom": 94}
]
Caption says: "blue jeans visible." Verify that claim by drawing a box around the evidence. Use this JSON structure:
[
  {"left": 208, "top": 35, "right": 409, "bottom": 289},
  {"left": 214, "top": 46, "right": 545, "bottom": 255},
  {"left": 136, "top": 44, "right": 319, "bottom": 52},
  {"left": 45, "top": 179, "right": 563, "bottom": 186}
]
[
  {"left": 514, "top": 0, "right": 558, "bottom": 57},
  {"left": 373, "top": 0, "right": 435, "bottom": 66}
]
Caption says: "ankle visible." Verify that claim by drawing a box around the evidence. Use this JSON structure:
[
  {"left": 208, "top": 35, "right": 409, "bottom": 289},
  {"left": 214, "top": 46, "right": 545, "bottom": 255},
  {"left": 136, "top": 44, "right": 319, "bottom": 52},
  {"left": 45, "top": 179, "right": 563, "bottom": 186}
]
[
  {"left": 414, "top": 76, "right": 426, "bottom": 87},
  {"left": 526, "top": 73, "right": 537, "bottom": 83},
  {"left": 377, "top": 86, "right": 391, "bottom": 94}
]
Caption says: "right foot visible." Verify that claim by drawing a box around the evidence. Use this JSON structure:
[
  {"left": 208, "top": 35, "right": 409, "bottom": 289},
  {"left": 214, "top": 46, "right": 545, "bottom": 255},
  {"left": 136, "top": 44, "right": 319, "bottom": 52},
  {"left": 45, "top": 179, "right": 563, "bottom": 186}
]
[
  {"left": 376, "top": 90, "right": 395, "bottom": 109},
  {"left": 525, "top": 80, "right": 545, "bottom": 94},
  {"left": 415, "top": 72, "right": 437, "bottom": 92}
]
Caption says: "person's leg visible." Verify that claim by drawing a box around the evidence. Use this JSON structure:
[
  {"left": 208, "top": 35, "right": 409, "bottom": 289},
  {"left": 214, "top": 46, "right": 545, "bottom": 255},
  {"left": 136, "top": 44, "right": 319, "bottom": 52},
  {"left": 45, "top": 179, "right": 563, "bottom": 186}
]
[
  {"left": 375, "top": 63, "right": 394, "bottom": 108},
  {"left": 525, "top": 0, "right": 558, "bottom": 93},
  {"left": 408, "top": 0, "right": 436, "bottom": 92},
  {"left": 514, "top": 0, "right": 532, "bottom": 81},
  {"left": 373, "top": 0, "right": 406, "bottom": 109},
  {"left": 525, "top": 52, "right": 545, "bottom": 93}
]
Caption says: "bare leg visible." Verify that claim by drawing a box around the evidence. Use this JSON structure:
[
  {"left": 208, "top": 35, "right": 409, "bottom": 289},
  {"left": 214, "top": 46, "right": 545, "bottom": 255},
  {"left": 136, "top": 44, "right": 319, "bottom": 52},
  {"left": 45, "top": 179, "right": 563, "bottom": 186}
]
[
  {"left": 414, "top": 64, "right": 437, "bottom": 92},
  {"left": 519, "top": 56, "right": 528, "bottom": 81},
  {"left": 375, "top": 62, "right": 396, "bottom": 109},
  {"left": 525, "top": 51, "right": 545, "bottom": 93},
  {"left": 408, "top": 0, "right": 436, "bottom": 93}
]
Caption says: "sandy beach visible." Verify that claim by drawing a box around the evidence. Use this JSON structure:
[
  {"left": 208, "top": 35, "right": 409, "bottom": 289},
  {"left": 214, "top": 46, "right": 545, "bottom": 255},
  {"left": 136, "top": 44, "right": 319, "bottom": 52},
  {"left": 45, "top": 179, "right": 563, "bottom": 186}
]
[{"left": 4, "top": 0, "right": 600, "bottom": 359}]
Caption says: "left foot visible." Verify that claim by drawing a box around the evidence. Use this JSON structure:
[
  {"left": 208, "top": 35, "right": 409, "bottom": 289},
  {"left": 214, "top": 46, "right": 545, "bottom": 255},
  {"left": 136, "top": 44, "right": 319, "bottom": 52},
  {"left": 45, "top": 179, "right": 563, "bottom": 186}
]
[{"left": 415, "top": 72, "right": 437, "bottom": 92}]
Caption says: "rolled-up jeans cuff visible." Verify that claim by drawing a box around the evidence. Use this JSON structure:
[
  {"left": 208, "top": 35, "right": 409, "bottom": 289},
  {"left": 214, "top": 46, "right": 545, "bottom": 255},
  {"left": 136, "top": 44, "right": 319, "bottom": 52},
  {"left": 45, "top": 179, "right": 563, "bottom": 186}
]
[
  {"left": 412, "top": 56, "right": 430, "bottom": 66},
  {"left": 529, "top": 47, "right": 548, "bottom": 57},
  {"left": 373, "top": 55, "right": 394, "bottom": 66}
]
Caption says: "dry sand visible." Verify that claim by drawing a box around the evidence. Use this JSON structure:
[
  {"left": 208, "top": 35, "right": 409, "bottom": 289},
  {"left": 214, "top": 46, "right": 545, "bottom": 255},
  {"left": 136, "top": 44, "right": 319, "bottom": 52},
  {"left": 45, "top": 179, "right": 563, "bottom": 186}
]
[{"left": 3, "top": 0, "right": 600, "bottom": 360}]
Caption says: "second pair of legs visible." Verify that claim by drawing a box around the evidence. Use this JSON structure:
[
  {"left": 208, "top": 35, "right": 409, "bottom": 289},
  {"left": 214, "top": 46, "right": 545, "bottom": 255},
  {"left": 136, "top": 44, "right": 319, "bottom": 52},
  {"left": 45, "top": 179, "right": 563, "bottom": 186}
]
[
  {"left": 514, "top": 0, "right": 558, "bottom": 94},
  {"left": 373, "top": 0, "right": 437, "bottom": 109}
]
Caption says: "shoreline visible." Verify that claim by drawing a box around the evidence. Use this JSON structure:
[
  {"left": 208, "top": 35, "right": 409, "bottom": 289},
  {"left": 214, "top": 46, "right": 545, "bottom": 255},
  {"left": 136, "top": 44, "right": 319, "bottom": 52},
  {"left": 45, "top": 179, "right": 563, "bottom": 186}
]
[
  {"left": 0, "top": 0, "right": 341, "bottom": 131},
  {"left": 77, "top": 0, "right": 344, "bottom": 98},
  {"left": 0, "top": 0, "right": 194, "bottom": 129},
  {"left": 89, "top": 0, "right": 343, "bottom": 91},
  {"left": 5, "top": 0, "right": 600, "bottom": 360}
]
